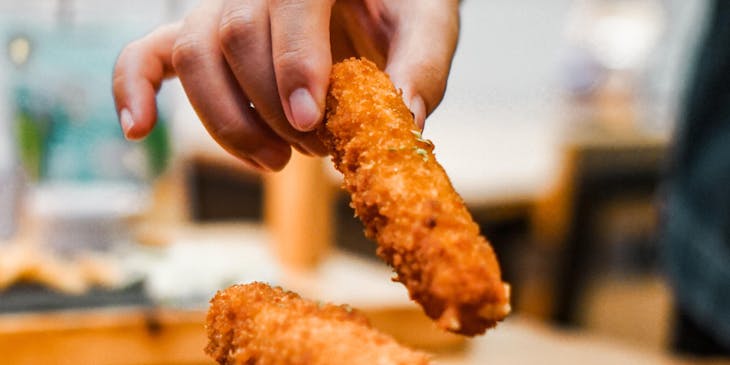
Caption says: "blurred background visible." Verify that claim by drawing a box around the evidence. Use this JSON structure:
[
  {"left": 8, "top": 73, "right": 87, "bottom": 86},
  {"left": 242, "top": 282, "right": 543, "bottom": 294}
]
[{"left": 0, "top": 0, "right": 725, "bottom": 364}]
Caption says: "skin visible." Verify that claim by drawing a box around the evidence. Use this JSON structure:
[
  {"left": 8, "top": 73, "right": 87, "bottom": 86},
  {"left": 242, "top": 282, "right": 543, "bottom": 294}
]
[{"left": 112, "top": 0, "right": 460, "bottom": 171}]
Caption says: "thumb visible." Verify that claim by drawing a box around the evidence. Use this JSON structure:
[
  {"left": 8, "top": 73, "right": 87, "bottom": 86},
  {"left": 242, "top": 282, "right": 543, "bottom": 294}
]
[{"left": 385, "top": 2, "right": 460, "bottom": 129}]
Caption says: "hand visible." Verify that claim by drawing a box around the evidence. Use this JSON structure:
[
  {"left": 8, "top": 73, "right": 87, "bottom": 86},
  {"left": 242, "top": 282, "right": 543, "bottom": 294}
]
[{"left": 112, "top": 0, "right": 460, "bottom": 171}]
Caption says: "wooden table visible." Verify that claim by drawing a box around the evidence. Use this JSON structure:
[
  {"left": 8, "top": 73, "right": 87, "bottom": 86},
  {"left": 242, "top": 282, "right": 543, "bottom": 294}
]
[
  {"left": 0, "top": 308, "right": 211, "bottom": 365},
  {"left": 1, "top": 309, "right": 708, "bottom": 365}
]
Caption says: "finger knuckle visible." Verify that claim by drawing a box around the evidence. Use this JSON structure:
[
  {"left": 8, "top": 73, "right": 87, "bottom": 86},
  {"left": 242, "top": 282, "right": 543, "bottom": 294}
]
[
  {"left": 112, "top": 43, "right": 139, "bottom": 92},
  {"left": 111, "top": 72, "right": 126, "bottom": 95},
  {"left": 219, "top": 9, "right": 258, "bottom": 53},
  {"left": 209, "top": 118, "right": 240, "bottom": 141},
  {"left": 269, "top": 0, "right": 300, "bottom": 9},
  {"left": 270, "top": 0, "right": 333, "bottom": 11},
  {"left": 274, "top": 41, "right": 305, "bottom": 66},
  {"left": 171, "top": 37, "right": 204, "bottom": 72},
  {"left": 210, "top": 120, "right": 258, "bottom": 154},
  {"left": 115, "top": 40, "right": 141, "bottom": 69},
  {"left": 273, "top": 42, "right": 317, "bottom": 78}
]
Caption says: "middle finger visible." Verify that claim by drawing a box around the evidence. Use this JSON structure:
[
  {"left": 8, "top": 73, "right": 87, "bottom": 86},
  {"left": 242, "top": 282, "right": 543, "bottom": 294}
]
[
  {"left": 172, "top": 0, "right": 291, "bottom": 170},
  {"left": 218, "top": 0, "right": 327, "bottom": 156}
]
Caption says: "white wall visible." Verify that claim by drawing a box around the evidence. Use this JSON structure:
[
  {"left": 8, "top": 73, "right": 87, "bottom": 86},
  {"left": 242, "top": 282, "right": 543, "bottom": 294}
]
[
  {"left": 425, "top": 0, "right": 707, "bottom": 202},
  {"left": 427, "top": 0, "right": 575, "bottom": 202}
]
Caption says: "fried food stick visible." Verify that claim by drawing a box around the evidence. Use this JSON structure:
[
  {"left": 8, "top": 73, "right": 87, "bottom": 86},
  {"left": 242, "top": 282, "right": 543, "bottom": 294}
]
[
  {"left": 318, "top": 58, "right": 510, "bottom": 336},
  {"left": 205, "top": 282, "right": 430, "bottom": 365}
]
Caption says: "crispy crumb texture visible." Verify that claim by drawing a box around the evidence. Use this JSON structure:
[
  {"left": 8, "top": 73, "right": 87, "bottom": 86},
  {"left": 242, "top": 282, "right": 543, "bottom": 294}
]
[
  {"left": 318, "top": 58, "right": 510, "bottom": 336},
  {"left": 205, "top": 283, "right": 430, "bottom": 365}
]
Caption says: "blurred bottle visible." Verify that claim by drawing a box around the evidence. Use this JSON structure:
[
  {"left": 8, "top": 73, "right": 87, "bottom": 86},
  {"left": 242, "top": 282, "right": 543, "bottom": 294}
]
[
  {"left": 1, "top": 0, "right": 175, "bottom": 256},
  {"left": 561, "top": 0, "right": 665, "bottom": 134},
  {"left": 0, "top": 98, "right": 21, "bottom": 241},
  {"left": 0, "top": 28, "right": 20, "bottom": 241}
]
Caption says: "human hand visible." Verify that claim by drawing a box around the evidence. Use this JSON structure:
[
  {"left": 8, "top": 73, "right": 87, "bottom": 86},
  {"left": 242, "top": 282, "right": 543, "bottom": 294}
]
[{"left": 112, "top": 0, "right": 459, "bottom": 171}]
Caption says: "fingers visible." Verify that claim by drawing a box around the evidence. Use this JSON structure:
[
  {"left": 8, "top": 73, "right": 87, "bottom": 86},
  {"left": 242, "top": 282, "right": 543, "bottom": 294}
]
[
  {"left": 218, "top": 0, "right": 327, "bottom": 156},
  {"left": 173, "top": 1, "right": 291, "bottom": 171},
  {"left": 384, "top": 1, "right": 460, "bottom": 129},
  {"left": 113, "top": 23, "right": 179, "bottom": 140},
  {"left": 117, "top": 0, "right": 456, "bottom": 170},
  {"left": 330, "top": 0, "right": 388, "bottom": 67},
  {"left": 269, "top": 0, "right": 333, "bottom": 132}
]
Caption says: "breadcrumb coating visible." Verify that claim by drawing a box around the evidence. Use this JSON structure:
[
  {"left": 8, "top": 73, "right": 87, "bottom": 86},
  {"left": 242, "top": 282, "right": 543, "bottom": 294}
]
[
  {"left": 318, "top": 58, "right": 510, "bottom": 336},
  {"left": 205, "top": 282, "right": 430, "bottom": 365}
]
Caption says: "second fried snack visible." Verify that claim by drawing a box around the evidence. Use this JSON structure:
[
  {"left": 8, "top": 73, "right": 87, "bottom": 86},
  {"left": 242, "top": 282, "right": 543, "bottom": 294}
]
[{"left": 206, "top": 282, "right": 430, "bottom": 365}]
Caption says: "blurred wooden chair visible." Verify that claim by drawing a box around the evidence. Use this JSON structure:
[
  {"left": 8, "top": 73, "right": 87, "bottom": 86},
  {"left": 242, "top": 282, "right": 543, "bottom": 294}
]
[{"left": 529, "top": 130, "right": 668, "bottom": 325}]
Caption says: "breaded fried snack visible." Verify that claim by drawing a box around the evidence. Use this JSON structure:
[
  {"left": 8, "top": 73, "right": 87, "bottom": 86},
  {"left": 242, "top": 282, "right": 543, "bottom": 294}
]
[
  {"left": 318, "top": 58, "right": 510, "bottom": 335},
  {"left": 205, "top": 282, "right": 430, "bottom": 365}
]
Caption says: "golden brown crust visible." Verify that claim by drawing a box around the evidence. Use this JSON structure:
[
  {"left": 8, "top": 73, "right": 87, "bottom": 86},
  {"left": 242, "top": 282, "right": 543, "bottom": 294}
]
[
  {"left": 205, "top": 282, "right": 430, "bottom": 365},
  {"left": 318, "top": 58, "right": 510, "bottom": 336}
]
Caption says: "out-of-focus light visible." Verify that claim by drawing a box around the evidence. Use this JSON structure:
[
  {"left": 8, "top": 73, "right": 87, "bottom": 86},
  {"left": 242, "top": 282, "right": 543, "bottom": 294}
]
[
  {"left": 591, "top": 12, "right": 662, "bottom": 69},
  {"left": 564, "top": 0, "right": 664, "bottom": 71},
  {"left": 8, "top": 36, "right": 31, "bottom": 66}
]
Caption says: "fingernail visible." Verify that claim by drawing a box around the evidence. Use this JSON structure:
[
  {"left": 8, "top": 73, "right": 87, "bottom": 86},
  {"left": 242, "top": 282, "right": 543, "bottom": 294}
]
[
  {"left": 120, "top": 108, "right": 135, "bottom": 138},
  {"left": 288, "top": 88, "right": 321, "bottom": 131},
  {"left": 408, "top": 95, "right": 426, "bottom": 130}
]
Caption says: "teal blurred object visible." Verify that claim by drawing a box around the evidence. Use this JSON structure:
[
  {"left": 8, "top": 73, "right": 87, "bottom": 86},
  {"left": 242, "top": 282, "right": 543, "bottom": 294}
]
[{"left": 4, "top": 21, "right": 170, "bottom": 183}]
